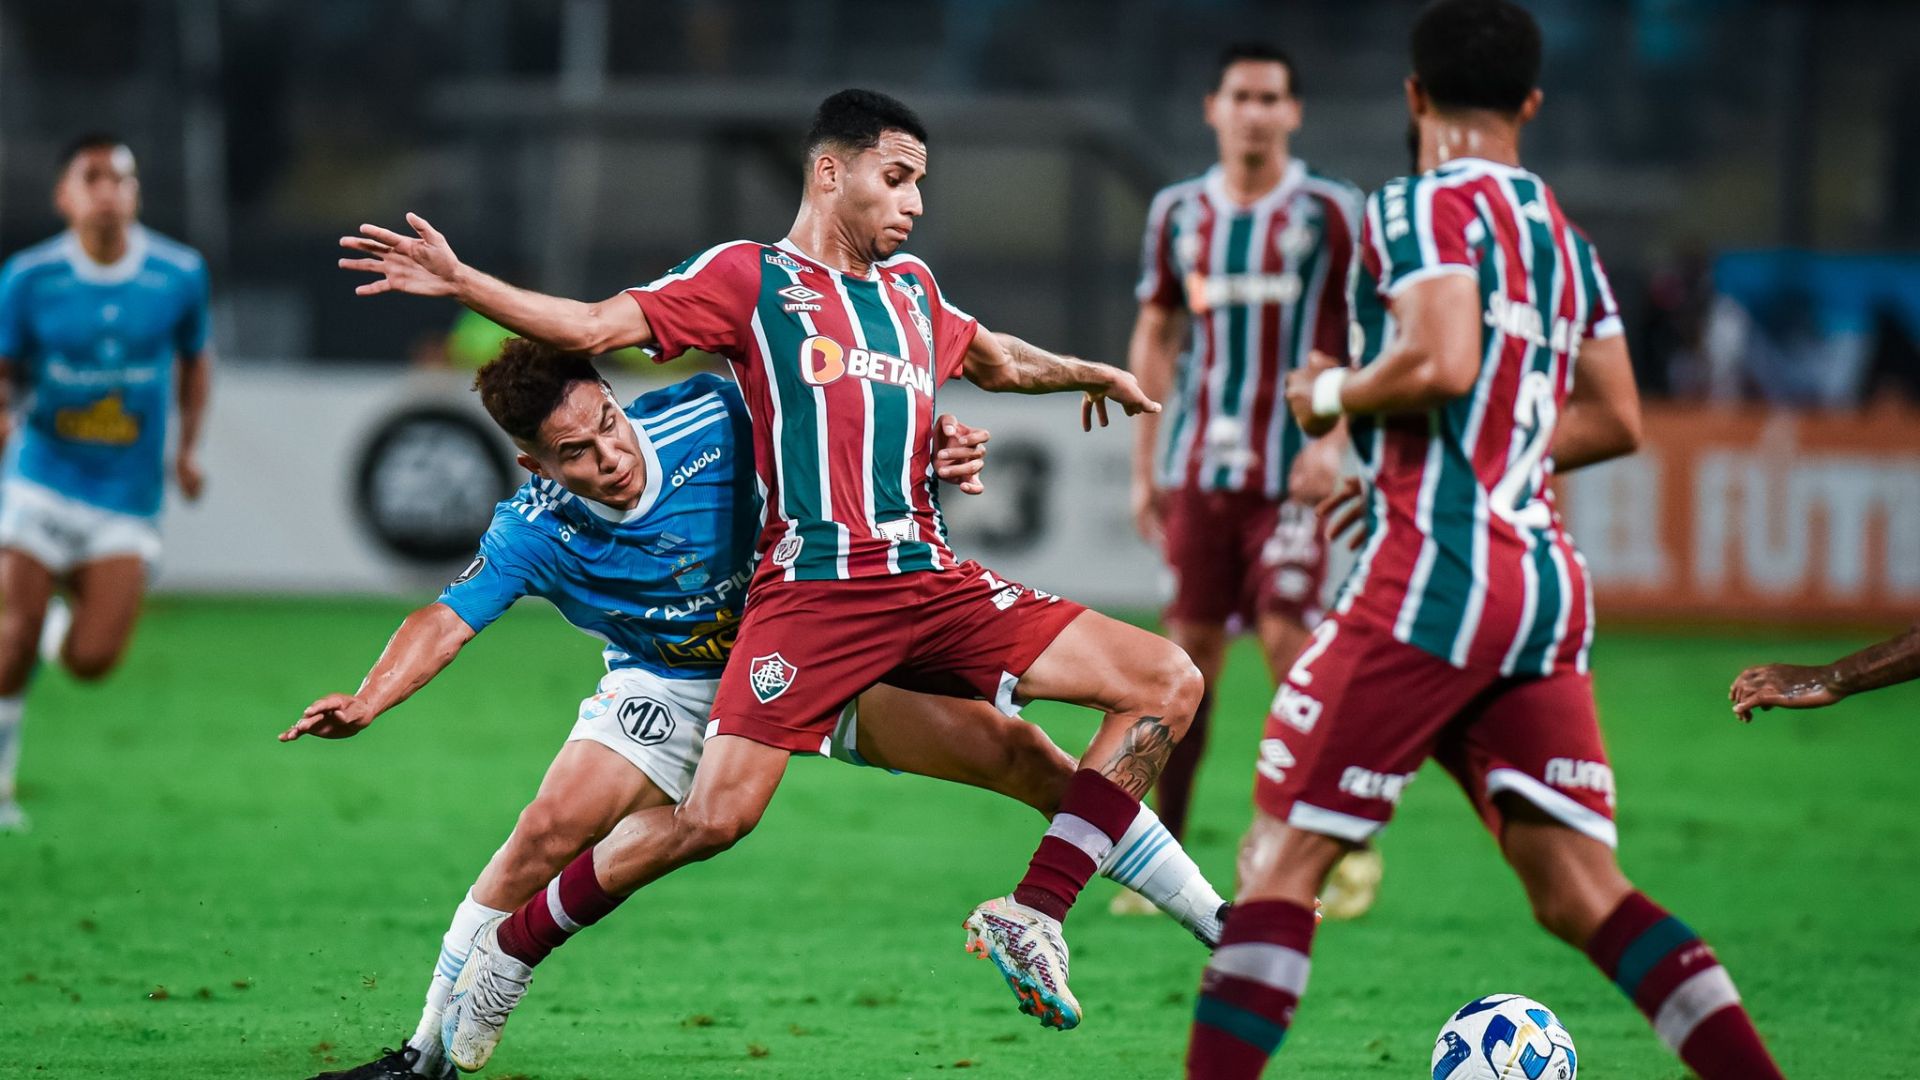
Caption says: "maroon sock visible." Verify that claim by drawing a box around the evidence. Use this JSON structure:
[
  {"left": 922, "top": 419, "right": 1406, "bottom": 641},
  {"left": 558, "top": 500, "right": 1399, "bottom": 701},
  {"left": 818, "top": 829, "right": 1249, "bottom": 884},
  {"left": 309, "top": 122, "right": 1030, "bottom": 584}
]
[
  {"left": 1154, "top": 689, "right": 1212, "bottom": 840},
  {"left": 1186, "top": 899, "right": 1315, "bottom": 1079},
  {"left": 1012, "top": 769, "right": 1140, "bottom": 922},
  {"left": 494, "top": 851, "right": 625, "bottom": 967},
  {"left": 1584, "top": 891, "right": 1783, "bottom": 1080}
]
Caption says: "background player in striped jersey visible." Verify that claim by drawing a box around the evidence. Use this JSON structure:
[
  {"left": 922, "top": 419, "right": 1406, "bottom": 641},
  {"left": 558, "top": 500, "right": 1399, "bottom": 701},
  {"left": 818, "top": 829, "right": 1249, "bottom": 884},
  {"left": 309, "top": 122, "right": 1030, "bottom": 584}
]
[
  {"left": 0, "top": 134, "right": 213, "bottom": 832},
  {"left": 343, "top": 90, "right": 1204, "bottom": 1048},
  {"left": 1124, "top": 42, "right": 1375, "bottom": 919},
  {"left": 1185, "top": 3, "right": 1786, "bottom": 1077},
  {"left": 285, "top": 344, "right": 1225, "bottom": 1079}
]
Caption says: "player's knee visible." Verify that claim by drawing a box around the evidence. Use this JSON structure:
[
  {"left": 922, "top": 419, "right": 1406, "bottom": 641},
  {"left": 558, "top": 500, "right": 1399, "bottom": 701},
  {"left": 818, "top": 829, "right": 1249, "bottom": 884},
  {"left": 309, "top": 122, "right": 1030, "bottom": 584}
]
[
  {"left": 62, "top": 646, "right": 122, "bottom": 682},
  {"left": 1144, "top": 648, "right": 1204, "bottom": 735},
  {"left": 1001, "top": 722, "right": 1073, "bottom": 814},
  {"left": 672, "top": 802, "right": 759, "bottom": 861},
  {"left": 1526, "top": 886, "right": 1600, "bottom": 946},
  {"left": 514, "top": 799, "right": 598, "bottom": 865}
]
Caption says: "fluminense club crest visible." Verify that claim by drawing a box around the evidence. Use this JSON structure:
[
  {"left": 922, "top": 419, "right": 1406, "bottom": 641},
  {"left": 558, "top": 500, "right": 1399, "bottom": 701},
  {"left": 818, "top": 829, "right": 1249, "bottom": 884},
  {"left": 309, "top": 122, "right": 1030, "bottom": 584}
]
[{"left": 749, "top": 652, "right": 798, "bottom": 703}]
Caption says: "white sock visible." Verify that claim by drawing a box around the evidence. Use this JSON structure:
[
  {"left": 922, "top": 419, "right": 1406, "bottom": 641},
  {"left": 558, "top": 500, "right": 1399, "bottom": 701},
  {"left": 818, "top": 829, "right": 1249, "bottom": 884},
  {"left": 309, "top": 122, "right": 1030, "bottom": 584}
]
[
  {"left": 1097, "top": 804, "right": 1228, "bottom": 946},
  {"left": 37, "top": 598, "right": 70, "bottom": 668},
  {"left": 0, "top": 696, "right": 24, "bottom": 804},
  {"left": 408, "top": 889, "right": 509, "bottom": 1065}
]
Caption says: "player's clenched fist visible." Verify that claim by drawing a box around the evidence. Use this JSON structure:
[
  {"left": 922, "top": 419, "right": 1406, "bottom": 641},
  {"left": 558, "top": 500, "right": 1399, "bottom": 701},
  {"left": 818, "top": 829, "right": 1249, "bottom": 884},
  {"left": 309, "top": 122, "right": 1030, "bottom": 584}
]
[
  {"left": 1728, "top": 664, "right": 1843, "bottom": 723},
  {"left": 339, "top": 212, "right": 463, "bottom": 298},
  {"left": 933, "top": 414, "right": 990, "bottom": 495},
  {"left": 1285, "top": 350, "right": 1344, "bottom": 437},
  {"left": 282, "top": 693, "right": 377, "bottom": 741}
]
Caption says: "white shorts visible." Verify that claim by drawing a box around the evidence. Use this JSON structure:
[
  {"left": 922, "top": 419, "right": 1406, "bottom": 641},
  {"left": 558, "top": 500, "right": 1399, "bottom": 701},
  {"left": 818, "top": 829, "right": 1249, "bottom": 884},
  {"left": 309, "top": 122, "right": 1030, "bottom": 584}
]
[
  {"left": 572, "top": 669, "right": 875, "bottom": 802},
  {"left": 0, "top": 477, "right": 161, "bottom": 575}
]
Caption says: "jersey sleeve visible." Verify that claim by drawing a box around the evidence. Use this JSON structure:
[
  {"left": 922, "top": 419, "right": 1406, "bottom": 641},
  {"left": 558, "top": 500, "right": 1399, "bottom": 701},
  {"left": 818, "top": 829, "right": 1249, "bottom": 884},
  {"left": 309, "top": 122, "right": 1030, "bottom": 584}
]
[
  {"left": 1372, "top": 179, "right": 1482, "bottom": 298},
  {"left": 435, "top": 519, "right": 552, "bottom": 633},
  {"left": 913, "top": 266, "right": 979, "bottom": 384},
  {"left": 1135, "top": 187, "right": 1185, "bottom": 309},
  {"left": 1580, "top": 242, "right": 1623, "bottom": 340},
  {"left": 175, "top": 259, "right": 212, "bottom": 355},
  {"left": 0, "top": 262, "right": 27, "bottom": 361},
  {"left": 1311, "top": 185, "right": 1365, "bottom": 360},
  {"left": 625, "top": 242, "right": 758, "bottom": 362}
]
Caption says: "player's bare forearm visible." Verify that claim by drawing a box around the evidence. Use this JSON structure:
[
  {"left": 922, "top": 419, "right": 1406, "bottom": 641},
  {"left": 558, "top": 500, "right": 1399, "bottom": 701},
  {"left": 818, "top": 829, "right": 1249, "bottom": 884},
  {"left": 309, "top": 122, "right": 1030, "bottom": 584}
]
[
  {"left": 1296, "top": 274, "right": 1481, "bottom": 429},
  {"left": 174, "top": 350, "right": 212, "bottom": 455},
  {"left": 967, "top": 331, "right": 1111, "bottom": 395},
  {"left": 353, "top": 603, "right": 476, "bottom": 718},
  {"left": 1826, "top": 625, "right": 1920, "bottom": 697},
  {"left": 1549, "top": 334, "right": 1641, "bottom": 473},
  {"left": 1126, "top": 304, "right": 1184, "bottom": 479},
  {"left": 451, "top": 266, "right": 651, "bottom": 357}
]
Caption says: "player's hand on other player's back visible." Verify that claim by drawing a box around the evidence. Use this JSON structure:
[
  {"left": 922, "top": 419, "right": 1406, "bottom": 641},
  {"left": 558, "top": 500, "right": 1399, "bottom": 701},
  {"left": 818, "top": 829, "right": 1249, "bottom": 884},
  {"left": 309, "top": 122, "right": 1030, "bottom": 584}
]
[
  {"left": 934, "top": 414, "right": 989, "bottom": 495},
  {"left": 339, "top": 212, "right": 462, "bottom": 298},
  {"left": 281, "top": 693, "right": 377, "bottom": 742},
  {"left": 1287, "top": 433, "right": 1342, "bottom": 506},
  {"left": 1729, "top": 663, "right": 1843, "bottom": 723},
  {"left": 1080, "top": 366, "right": 1160, "bottom": 432},
  {"left": 1317, "top": 476, "right": 1371, "bottom": 551},
  {"left": 1285, "top": 350, "right": 1344, "bottom": 437}
]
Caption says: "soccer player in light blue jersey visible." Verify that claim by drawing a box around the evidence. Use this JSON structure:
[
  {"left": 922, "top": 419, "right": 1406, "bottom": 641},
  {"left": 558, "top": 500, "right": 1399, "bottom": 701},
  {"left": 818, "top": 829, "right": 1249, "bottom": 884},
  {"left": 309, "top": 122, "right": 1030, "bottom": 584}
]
[
  {"left": 0, "top": 134, "right": 213, "bottom": 832},
  {"left": 283, "top": 339, "right": 1226, "bottom": 1080}
]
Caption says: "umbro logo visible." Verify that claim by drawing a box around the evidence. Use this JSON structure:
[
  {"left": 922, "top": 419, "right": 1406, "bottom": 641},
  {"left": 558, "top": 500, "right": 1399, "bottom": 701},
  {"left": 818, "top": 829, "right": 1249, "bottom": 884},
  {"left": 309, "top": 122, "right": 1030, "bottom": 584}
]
[{"left": 778, "top": 284, "right": 824, "bottom": 313}]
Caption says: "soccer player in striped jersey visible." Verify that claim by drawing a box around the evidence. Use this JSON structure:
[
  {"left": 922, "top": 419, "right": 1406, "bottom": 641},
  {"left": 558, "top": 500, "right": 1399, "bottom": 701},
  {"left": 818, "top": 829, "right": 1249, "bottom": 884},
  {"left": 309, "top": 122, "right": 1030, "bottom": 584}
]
[
  {"left": 343, "top": 89, "right": 1205, "bottom": 1051},
  {"left": 287, "top": 344, "right": 1225, "bottom": 1079},
  {"left": 1124, "top": 42, "right": 1375, "bottom": 919},
  {"left": 1185, "top": 3, "right": 1786, "bottom": 1077}
]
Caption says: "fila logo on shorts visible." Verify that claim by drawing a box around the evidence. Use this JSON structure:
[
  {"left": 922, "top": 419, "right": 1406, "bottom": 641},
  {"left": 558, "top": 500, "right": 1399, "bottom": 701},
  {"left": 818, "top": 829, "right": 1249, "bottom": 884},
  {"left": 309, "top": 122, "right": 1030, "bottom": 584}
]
[{"left": 749, "top": 652, "right": 798, "bottom": 703}]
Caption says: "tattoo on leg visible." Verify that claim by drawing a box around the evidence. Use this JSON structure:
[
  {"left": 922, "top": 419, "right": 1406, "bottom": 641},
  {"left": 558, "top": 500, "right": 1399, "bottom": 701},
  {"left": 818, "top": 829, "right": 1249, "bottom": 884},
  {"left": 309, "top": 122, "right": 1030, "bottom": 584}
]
[{"left": 1100, "top": 715, "right": 1175, "bottom": 799}]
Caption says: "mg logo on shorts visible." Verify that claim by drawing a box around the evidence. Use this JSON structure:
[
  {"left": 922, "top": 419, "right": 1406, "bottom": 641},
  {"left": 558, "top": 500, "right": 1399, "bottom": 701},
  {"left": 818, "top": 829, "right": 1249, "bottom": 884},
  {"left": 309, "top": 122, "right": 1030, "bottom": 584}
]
[
  {"left": 619, "top": 698, "right": 675, "bottom": 746},
  {"left": 748, "top": 652, "right": 798, "bottom": 703},
  {"left": 1256, "top": 738, "right": 1296, "bottom": 784}
]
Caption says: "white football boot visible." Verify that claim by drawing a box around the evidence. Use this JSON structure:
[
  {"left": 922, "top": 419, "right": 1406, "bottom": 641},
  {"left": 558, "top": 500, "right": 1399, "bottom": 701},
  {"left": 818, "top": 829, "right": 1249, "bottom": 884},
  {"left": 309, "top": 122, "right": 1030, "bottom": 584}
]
[
  {"left": 962, "top": 896, "right": 1082, "bottom": 1030},
  {"left": 440, "top": 918, "right": 533, "bottom": 1072}
]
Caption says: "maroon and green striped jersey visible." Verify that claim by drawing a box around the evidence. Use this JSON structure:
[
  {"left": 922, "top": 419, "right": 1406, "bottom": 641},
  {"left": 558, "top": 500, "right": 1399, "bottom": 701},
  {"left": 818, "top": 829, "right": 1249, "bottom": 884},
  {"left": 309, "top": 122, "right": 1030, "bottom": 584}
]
[
  {"left": 1335, "top": 158, "right": 1623, "bottom": 675},
  {"left": 627, "top": 240, "right": 978, "bottom": 587},
  {"left": 1137, "top": 160, "right": 1362, "bottom": 499}
]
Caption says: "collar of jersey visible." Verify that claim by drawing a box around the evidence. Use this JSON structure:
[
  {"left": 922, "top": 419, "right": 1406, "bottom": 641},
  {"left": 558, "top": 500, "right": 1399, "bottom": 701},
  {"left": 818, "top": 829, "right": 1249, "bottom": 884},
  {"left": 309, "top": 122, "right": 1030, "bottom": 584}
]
[
  {"left": 577, "top": 412, "right": 663, "bottom": 525},
  {"left": 1432, "top": 157, "right": 1533, "bottom": 180},
  {"left": 773, "top": 237, "right": 879, "bottom": 282},
  {"left": 61, "top": 224, "right": 149, "bottom": 286},
  {"left": 1203, "top": 158, "right": 1306, "bottom": 216}
]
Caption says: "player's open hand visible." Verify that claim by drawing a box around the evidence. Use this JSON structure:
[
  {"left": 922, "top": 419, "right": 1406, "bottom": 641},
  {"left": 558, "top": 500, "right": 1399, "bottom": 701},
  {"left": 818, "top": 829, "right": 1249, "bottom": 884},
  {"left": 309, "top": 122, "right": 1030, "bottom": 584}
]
[
  {"left": 281, "top": 693, "right": 377, "bottom": 742},
  {"left": 175, "top": 452, "right": 205, "bottom": 502},
  {"left": 339, "top": 213, "right": 462, "bottom": 298},
  {"left": 934, "top": 414, "right": 990, "bottom": 495},
  {"left": 1285, "top": 350, "right": 1344, "bottom": 438},
  {"left": 1081, "top": 366, "right": 1161, "bottom": 432},
  {"left": 1729, "top": 663, "right": 1843, "bottom": 723},
  {"left": 1131, "top": 476, "right": 1164, "bottom": 547},
  {"left": 1317, "top": 475, "right": 1372, "bottom": 551}
]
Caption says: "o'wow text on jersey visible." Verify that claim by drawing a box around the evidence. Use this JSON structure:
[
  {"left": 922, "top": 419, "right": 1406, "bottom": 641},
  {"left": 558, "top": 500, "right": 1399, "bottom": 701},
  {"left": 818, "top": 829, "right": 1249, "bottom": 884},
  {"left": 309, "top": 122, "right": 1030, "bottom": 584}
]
[{"left": 800, "top": 335, "right": 931, "bottom": 396}]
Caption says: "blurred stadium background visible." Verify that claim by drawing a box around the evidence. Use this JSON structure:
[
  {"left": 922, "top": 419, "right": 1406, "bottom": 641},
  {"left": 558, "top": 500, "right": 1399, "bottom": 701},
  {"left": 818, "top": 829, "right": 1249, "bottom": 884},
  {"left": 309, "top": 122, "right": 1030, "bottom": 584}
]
[{"left": 2, "top": 1, "right": 1918, "bottom": 1077}]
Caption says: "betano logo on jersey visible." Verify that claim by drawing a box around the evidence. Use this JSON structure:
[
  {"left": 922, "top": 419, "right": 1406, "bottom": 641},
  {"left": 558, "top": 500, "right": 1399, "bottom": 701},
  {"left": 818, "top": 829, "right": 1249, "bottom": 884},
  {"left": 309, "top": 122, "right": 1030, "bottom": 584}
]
[
  {"left": 1183, "top": 270, "right": 1303, "bottom": 315},
  {"left": 799, "top": 335, "right": 932, "bottom": 396}
]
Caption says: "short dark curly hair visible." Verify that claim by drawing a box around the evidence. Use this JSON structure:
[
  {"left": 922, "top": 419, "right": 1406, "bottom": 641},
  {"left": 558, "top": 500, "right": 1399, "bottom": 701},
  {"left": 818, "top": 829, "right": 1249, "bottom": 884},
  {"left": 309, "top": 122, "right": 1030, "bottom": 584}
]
[
  {"left": 473, "top": 338, "right": 605, "bottom": 445},
  {"left": 1411, "top": 0, "right": 1541, "bottom": 114},
  {"left": 804, "top": 88, "right": 927, "bottom": 163}
]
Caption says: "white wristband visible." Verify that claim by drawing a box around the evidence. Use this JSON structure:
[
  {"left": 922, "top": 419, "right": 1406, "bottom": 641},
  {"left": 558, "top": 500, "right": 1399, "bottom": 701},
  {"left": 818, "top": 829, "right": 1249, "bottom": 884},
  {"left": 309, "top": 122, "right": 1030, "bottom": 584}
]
[{"left": 1310, "top": 368, "right": 1349, "bottom": 419}]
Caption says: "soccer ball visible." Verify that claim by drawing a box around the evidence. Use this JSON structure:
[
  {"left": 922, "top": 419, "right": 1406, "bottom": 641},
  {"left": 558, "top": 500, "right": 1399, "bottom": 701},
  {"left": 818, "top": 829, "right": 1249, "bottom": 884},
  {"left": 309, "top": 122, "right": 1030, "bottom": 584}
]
[{"left": 1431, "top": 994, "right": 1577, "bottom": 1080}]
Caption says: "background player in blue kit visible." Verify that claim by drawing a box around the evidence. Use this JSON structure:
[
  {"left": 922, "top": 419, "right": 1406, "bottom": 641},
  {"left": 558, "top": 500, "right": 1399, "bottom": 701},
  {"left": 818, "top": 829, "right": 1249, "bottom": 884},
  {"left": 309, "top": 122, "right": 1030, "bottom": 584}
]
[
  {"left": 0, "top": 134, "right": 213, "bottom": 832},
  {"left": 283, "top": 340, "right": 1228, "bottom": 1079}
]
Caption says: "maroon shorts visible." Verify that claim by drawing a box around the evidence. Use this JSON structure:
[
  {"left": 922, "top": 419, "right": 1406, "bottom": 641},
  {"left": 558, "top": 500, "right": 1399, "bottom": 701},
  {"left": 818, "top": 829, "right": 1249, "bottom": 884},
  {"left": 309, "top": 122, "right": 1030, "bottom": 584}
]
[
  {"left": 1162, "top": 489, "right": 1326, "bottom": 629},
  {"left": 1254, "top": 616, "right": 1617, "bottom": 848},
  {"left": 709, "top": 561, "right": 1086, "bottom": 754}
]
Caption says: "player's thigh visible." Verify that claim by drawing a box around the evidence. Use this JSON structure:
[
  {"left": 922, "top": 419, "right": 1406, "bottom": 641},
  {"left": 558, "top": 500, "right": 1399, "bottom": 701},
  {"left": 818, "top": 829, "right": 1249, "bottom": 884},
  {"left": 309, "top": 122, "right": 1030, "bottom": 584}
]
[
  {"left": 1254, "top": 618, "right": 1491, "bottom": 846},
  {"left": 1015, "top": 607, "right": 1200, "bottom": 717},
  {"left": 63, "top": 555, "right": 147, "bottom": 675},
  {"left": 0, "top": 547, "right": 58, "bottom": 645},
  {"left": 1254, "top": 612, "right": 1312, "bottom": 684},
  {"left": 847, "top": 684, "right": 1075, "bottom": 813},
  {"left": 524, "top": 739, "right": 674, "bottom": 844}
]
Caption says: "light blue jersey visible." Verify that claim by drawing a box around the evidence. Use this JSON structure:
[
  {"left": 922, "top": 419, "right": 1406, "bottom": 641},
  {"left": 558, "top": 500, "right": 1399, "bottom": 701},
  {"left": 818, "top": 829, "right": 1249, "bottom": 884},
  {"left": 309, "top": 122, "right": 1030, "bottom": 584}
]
[
  {"left": 437, "top": 374, "right": 759, "bottom": 680},
  {"left": 0, "top": 226, "right": 211, "bottom": 518}
]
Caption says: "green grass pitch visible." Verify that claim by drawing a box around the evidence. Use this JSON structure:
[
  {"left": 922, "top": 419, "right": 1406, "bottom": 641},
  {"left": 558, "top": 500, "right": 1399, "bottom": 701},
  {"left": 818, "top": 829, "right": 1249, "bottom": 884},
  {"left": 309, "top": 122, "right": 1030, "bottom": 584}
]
[{"left": 2, "top": 597, "right": 1916, "bottom": 1078}]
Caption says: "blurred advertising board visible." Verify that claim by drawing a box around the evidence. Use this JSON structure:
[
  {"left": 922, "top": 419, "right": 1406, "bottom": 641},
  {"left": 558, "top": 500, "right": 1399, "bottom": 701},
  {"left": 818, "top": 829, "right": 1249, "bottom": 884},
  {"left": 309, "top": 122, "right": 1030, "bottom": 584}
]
[{"left": 1559, "top": 406, "right": 1920, "bottom": 624}]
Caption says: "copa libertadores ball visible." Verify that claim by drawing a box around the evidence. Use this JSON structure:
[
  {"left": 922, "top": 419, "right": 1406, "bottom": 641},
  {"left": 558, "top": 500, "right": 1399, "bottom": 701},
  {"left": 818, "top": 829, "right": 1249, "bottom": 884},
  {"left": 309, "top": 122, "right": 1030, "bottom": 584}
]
[{"left": 1431, "top": 994, "right": 1577, "bottom": 1080}]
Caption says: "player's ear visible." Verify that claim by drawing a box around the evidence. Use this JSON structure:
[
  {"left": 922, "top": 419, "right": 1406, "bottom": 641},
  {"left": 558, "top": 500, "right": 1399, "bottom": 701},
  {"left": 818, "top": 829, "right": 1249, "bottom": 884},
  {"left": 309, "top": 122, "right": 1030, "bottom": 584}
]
[
  {"left": 1516, "top": 88, "right": 1544, "bottom": 126},
  {"left": 516, "top": 452, "right": 546, "bottom": 479},
  {"left": 812, "top": 151, "right": 838, "bottom": 194}
]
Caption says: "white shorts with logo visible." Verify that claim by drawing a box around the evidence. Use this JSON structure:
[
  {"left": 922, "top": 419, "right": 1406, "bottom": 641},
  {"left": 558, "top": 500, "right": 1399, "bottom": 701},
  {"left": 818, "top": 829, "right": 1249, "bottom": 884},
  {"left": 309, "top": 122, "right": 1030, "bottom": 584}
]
[
  {"left": 0, "top": 477, "right": 162, "bottom": 575},
  {"left": 570, "top": 668, "right": 868, "bottom": 802}
]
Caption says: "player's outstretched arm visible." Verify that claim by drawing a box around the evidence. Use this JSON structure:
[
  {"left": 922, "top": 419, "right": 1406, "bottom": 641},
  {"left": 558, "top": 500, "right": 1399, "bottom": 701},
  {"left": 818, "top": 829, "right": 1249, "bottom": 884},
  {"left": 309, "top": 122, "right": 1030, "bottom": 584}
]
[
  {"left": 339, "top": 212, "right": 653, "bottom": 356},
  {"left": 1730, "top": 624, "right": 1920, "bottom": 723},
  {"left": 961, "top": 329, "right": 1161, "bottom": 432},
  {"left": 280, "top": 603, "right": 477, "bottom": 742},
  {"left": 1284, "top": 273, "right": 1482, "bottom": 436},
  {"left": 1548, "top": 334, "right": 1641, "bottom": 472}
]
